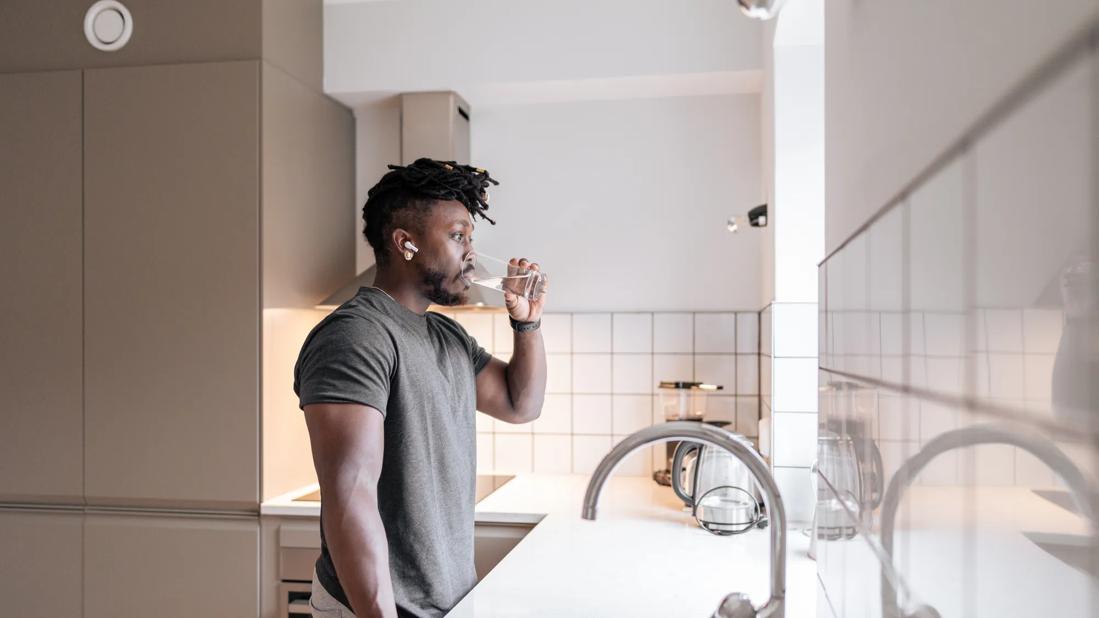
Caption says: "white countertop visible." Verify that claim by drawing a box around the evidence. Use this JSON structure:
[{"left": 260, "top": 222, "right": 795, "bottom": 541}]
[
  {"left": 260, "top": 474, "right": 816, "bottom": 617},
  {"left": 451, "top": 474, "right": 815, "bottom": 618}
]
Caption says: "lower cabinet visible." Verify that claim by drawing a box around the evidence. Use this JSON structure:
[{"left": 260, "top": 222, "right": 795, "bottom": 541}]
[
  {"left": 259, "top": 516, "right": 536, "bottom": 617},
  {"left": 0, "top": 508, "right": 83, "bottom": 618},
  {"left": 84, "top": 511, "right": 259, "bottom": 618}
]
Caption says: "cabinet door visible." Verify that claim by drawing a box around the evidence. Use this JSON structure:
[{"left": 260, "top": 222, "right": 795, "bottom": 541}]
[
  {"left": 84, "top": 512, "right": 259, "bottom": 618},
  {"left": 0, "top": 508, "right": 83, "bottom": 617},
  {"left": 0, "top": 71, "right": 84, "bottom": 504},
  {"left": 83, "top": 61, "right": 260, "bottom": 510}
]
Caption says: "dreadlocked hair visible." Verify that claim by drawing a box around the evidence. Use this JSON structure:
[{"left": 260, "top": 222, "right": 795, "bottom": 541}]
[{"left": 362, "top": 158, "right": 499, "bottom": 263}]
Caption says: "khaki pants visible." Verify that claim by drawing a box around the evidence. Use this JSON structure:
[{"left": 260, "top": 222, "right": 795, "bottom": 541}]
[{"left": 310, "top": 568, "right": 356, "bottom": 617}]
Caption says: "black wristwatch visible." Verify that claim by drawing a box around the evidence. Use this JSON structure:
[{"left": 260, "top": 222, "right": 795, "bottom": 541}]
[{"left": 509, "top": 316, "right": 541, "bottom": 333}]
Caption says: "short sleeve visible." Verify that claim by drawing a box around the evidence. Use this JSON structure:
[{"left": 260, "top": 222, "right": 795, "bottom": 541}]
[
  {"left": 293, "top": 315, "right": 396, "bottom": 415},
  {"left": 436, "top": 313, "right": 491, "bottom": 375},
  {"left": 469, "top": 335, "right": 491, "bottom": 375}
]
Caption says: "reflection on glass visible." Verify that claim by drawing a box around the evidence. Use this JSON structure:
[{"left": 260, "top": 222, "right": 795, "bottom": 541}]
[{"left": 881, "top": 423, "right": 1097, "bottom": 618}]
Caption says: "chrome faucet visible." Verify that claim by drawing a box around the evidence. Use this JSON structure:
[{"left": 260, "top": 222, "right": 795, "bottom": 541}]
[
  {"left": 581, "top": 421, "right": 787, "bottom": 618},
  {"left": 879, "top": 423, "right": 1097, "bottom": 618}
]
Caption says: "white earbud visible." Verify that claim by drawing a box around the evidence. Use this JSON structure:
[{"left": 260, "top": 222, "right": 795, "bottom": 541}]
[{"left": 403, "top": 241, "right": 419, "bottom": 253}]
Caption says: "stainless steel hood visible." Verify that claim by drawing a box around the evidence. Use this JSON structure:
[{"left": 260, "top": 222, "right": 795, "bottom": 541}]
[{"left": 317, "top": 91, "right": 494, "bottom": 310}]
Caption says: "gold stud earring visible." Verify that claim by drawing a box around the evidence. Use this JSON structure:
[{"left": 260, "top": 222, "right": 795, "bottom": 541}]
[{"left": 404, "top": 250, "right": 414, "bottom": 261}]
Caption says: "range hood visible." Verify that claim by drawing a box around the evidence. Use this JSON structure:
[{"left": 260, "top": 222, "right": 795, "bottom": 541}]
[{"left": 318, "top": 91, "right": 502, "bottom": 311}]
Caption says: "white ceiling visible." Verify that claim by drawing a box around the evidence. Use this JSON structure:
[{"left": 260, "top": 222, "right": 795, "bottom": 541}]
[{"left": 322, "top": 0, "right": 764, "bottom": 108}]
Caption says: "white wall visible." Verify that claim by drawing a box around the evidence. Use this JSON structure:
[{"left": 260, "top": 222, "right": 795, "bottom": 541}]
[
  {"left": 824, "top": 0, "right": 1098, "bottom": 254},
  {"left": 352, "top": 94, "right": 765, "bottom": 312},
  {"left": 469, "top": 94, "right": 763, "bottom": 312},
  {"left": 324, "top": 0, "right": 761, "bottom": 103}
]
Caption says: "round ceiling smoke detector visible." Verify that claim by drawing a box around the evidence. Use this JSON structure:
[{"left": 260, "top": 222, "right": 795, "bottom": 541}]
[{"left": 84, "top": 1, "right": 133, "bottom": 51}]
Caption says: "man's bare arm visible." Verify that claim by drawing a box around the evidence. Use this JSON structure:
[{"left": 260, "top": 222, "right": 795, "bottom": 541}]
[
  {"left": 303, "top": 403, "right": 397, "bottom": 618},
  {"left": 475, "top": 326, "right": 547, "bottom": 425}
]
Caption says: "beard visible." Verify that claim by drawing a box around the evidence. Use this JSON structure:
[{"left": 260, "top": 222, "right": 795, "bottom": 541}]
[{"left": 422, "top": 266, "right": 469, "bottom": 306}]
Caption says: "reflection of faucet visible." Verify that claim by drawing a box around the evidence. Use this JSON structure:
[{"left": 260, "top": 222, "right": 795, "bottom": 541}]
[
  {"left": 581, "top": 422, "right": 788, "bottom": 618},
  {"left": 879, "top": 423, "right": 1097, "bottom": 618}
]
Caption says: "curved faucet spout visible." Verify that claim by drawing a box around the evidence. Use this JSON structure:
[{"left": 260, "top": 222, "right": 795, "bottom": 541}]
[
  {"left": 581, "top": 421, "right": 787, "bottom": 618},
  {"left": 880, "top": 422, "right": 1097, "bottom": 618}
]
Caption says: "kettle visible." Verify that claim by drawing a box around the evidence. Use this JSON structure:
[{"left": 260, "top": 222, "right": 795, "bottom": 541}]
[
  {"left": 672, "top": 434, "right": 768, "bottom": 535},
  {"left": 814, "top": 427, "right": 884, "bottom": 539}
]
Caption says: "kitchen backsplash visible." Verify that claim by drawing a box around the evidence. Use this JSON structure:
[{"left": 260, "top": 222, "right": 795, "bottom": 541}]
[{"left": 437, "top": 311, "right": 762, "bottom": 477}]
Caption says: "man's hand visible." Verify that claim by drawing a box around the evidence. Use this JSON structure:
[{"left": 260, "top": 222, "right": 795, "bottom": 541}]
[{"left": 502, "top": 257, "right": 547, "bottom": 322}]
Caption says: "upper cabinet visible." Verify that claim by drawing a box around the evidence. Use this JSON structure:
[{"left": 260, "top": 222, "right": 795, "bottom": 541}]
[
  {"left": 0, "top": 0, "right": 262, "bottom": 74},
  {"left": 83, "top": 61, "right": 261, "bottom": 510},
  {"left": 0, "top": 0, "right": 351, "bottom": 511},
  {"left": 0, "top": 70, "right": 85, "bottom": 505}
]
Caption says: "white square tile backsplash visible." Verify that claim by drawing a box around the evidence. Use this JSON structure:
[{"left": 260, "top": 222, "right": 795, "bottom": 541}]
[
  {"left": 476, "top": 433, "right": 493, "bottom": 472},
  {"left": 533, "top": 434, "right": 572, "bottom": 474},
  {"left": 772, "top": 303, "right": 817, "bottom": 358},
  {"left": 653, "top": 354, "right": 693, "bottom": 385},
  {"left": 612, "top": 354, "right": 652, "bottom": 394},
  {"left": 572, "top": 354, "right": 611, "bottom": 393},
  {"left": 546, "top": 354, "right": 573, "bottom": 393},
  {"left": 494, "top": 434, "right": 533, "bottom": 474},
  {"left": 737, "top": 312, "right": 759, "bottom": 354},
  {"left": 694, "top": 313, "right": 736, "bottom": 353},
  {"left": 572, "top": 314, "right": 612, "bottom": 353},
  {"left": 541, "top": 313, "right": 573, "bottom": 354},
  {"left": 573, "top": 394, "right": 613, "bottom": 434},
  {"left": 653, "top": 313, "right": 693, "bottom": 353},
  {"left": 705, "top": 395, "right": 736, "bottom": 424},
  {"left": 736, "top": 397, "right": 760, "bottom": 436},
  {"left": 476, "top": 409, "right": 494, "bottom": 432},
  {"left": 471, "top": 310, "right": 761, "bottom": 476},
  {"left": 736, "top": 355, "right": 759, "bottom": 395},
  {"left": 573, "top": 435, "right": 612, "bottom": 474},
  {"left": 492, "top": 314, "right": 514, "bottom": 354},
  {"left": 771, "top": 412, "right": 817, "bottom": 467},
  {"left": 612, "top": 313, "right": 652, "bottom": 353},
  {"left": 532, "top": 394, "right": 572, "bottom": 434},
  {"left": 694, "top": 354, "right": 736, "bottom": 390},
  {"left": 612, "top": 394, "right": 653, "bottom": 434}
]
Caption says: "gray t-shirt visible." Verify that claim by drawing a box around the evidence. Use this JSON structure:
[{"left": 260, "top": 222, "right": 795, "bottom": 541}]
[{"left": 293, "top": 286, "right": 491, "bottom": 617}]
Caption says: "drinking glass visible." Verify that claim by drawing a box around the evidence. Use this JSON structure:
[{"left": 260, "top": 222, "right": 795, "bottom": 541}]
[{"left": 465, "top": 253, "right": 547, "bottom": 301}]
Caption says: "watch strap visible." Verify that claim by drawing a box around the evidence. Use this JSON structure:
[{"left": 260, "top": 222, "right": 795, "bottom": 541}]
[{"left": 509, "top": 317, "right": 541, "bottom": 333}]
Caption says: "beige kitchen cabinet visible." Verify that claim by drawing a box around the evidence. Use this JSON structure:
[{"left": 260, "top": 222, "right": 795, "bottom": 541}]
[
  {"left": 0, "top": 71, "right": 85, "bottom": 505},
  {"left": 84, "top": 511, "right": 259, "bottom": 618},
  {"left": 0, "top": 508, "right": 84, "bottom": 617},
  {"left": 260, "top": 516, "right": 321, "bottom": 618},
  {"left": 83, "top": 61, "right": 261, "bottom": 510}
]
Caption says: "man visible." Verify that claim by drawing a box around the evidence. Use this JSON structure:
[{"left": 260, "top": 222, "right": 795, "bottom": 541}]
[{"left": 294, "top": 158, "right": 548, "bottom": 618}]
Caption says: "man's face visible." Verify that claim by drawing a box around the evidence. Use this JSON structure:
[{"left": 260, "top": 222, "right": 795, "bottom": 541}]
[{"left": 413, "top": 200, "right": 476, "bottom": 306}]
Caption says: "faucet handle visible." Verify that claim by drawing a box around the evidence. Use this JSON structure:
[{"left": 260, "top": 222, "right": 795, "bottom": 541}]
[{"left": 712, "top": 592, "right": 756, "bottom": 618}]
